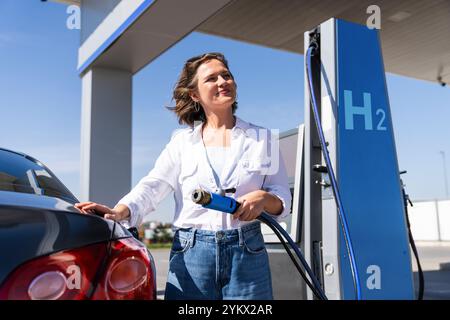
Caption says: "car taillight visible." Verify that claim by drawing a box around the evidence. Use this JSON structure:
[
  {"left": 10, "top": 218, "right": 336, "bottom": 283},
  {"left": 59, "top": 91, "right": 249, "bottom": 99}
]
[
  {"left": 0, "top": 238, "right": 156, "bottom": 300},
  {"left": 91, "top": 238, "right": 155, "bottom": 300},
  {"left": 28, "top": 271, "right": 67, "bottom": 300},
  {"left": 0, "top": 242, "right": 107, "bottom": 300},
  {"left": 108, "top": 258, "right": 148, "bottom": 293}
]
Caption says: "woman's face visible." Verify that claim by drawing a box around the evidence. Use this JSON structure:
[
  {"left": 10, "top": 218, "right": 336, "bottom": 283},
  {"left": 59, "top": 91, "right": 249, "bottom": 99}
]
[{"left": 191, "top": 59, "right": 236, "bottom": 112}]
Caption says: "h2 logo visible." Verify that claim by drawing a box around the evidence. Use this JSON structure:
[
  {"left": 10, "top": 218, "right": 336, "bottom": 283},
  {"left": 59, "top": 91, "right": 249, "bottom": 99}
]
[{"left": 344, "top": 90, "right": 387, "bottom": 131}]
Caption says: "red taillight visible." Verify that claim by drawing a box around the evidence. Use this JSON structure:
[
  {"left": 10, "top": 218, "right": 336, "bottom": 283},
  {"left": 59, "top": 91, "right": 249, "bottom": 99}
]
[
  {"left": 28, "top": 271, "right": 67, "bottom": 300},
  {"left": 92, "top": 238, "right": 155, "bottom": 300},
  {"left": 0, "top": 242, "right": 107, "bottom": 300},
  {"left": 0, "top": 238, "right": 155, "bottom": 300},
  {"left": 108, "top": 258, "right": 148, "bottom": 293}
]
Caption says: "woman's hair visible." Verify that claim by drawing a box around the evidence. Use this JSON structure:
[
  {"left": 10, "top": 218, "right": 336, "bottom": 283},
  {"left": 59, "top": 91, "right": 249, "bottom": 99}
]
[{"left": 168, "top": 52, "right": 238, "bottom": 127}]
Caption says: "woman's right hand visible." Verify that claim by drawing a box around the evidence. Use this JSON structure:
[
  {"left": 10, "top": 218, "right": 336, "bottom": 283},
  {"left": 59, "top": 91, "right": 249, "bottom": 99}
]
[{"left": 74, "top": 202, "right": 130, "bottom": 221}]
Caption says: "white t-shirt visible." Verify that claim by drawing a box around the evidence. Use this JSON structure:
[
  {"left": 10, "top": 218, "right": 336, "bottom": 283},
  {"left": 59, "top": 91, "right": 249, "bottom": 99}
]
[{"left": 205, "top": 145, "right": 229, "bottom": 191}]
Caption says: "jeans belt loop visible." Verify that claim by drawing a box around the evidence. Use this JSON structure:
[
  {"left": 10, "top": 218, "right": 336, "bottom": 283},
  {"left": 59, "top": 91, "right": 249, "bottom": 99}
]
[
  {"left": 189, "top": 229, "right": 196, "bottom": 248},
  {"left": 238, "top": 227, "right": 244, "bottom": 247}
]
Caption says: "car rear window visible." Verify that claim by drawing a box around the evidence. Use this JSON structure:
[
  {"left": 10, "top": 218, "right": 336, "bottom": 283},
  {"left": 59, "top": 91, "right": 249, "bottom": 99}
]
[{"left": 0, "top": 149, "right": 77, "bottom": 203}]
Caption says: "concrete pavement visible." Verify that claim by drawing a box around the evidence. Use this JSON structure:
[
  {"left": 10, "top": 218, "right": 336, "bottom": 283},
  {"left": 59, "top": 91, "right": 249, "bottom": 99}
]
[{"left": 149, "top": 241, "right": 450, "bottom": 300}]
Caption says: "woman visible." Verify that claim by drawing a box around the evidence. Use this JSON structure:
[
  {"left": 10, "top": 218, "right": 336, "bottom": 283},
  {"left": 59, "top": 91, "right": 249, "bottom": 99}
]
[{"left": 75, "top": 52, "right": 291, "bottom": 300}]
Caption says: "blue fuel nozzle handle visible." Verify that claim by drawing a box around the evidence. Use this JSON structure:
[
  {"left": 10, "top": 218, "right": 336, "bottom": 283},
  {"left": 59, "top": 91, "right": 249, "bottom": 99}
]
[
  {"left": 191, "top": 190, "right": 327, "bottom": 300},
  {"left": 191, "top": 189, "right": 240, "bottom": 214}
]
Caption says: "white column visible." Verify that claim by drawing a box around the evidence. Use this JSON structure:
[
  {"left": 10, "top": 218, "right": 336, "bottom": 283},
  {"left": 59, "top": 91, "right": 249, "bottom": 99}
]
[{"left": 80, "top": 67, "right": 132, "bottom": 207}]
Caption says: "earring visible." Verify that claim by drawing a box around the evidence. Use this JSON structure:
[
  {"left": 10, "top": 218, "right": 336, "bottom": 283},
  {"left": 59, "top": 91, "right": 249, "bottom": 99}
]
[{"left": 194, "top": 102, "right": 200, "bottom": 112}]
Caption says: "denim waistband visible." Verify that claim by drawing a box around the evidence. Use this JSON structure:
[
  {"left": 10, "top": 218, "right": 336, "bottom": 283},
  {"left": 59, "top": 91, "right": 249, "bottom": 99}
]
[{"left": 174, "top": 221, "right": 261, "bottom": 245}]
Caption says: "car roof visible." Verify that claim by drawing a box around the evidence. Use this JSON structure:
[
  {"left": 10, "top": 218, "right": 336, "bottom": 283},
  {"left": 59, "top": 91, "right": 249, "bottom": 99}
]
[{"left": 0, "top": 147, "right": 44, "bottom": 167}]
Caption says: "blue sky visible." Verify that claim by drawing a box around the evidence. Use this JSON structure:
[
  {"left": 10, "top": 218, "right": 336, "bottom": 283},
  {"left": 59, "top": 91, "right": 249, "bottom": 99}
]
[{"left": 1, "top": 1, "right": 450, "bottom": 222}]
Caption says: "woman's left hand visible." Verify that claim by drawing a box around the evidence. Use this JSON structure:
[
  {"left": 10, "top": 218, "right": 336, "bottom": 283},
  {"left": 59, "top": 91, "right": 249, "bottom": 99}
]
[{"left": 233, "top": 190, "right": 268, "bottom": 221}]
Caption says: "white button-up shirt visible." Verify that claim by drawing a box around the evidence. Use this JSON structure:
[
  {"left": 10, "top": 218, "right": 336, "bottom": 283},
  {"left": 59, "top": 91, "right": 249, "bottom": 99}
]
[{"left": 118, "top": 116, "right": 292, "bottom": 231}]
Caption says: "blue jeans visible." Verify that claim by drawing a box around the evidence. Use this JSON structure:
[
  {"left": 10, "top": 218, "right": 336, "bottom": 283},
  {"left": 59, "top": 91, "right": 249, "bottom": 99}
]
[{"left": 164, "top": 222, "right": 273, "bottom": 300}]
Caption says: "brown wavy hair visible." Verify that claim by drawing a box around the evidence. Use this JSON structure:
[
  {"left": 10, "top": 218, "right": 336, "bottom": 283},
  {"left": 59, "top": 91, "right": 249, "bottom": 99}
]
[{"left": 168, "top": 52, "right": 238, "bottom": 127}]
